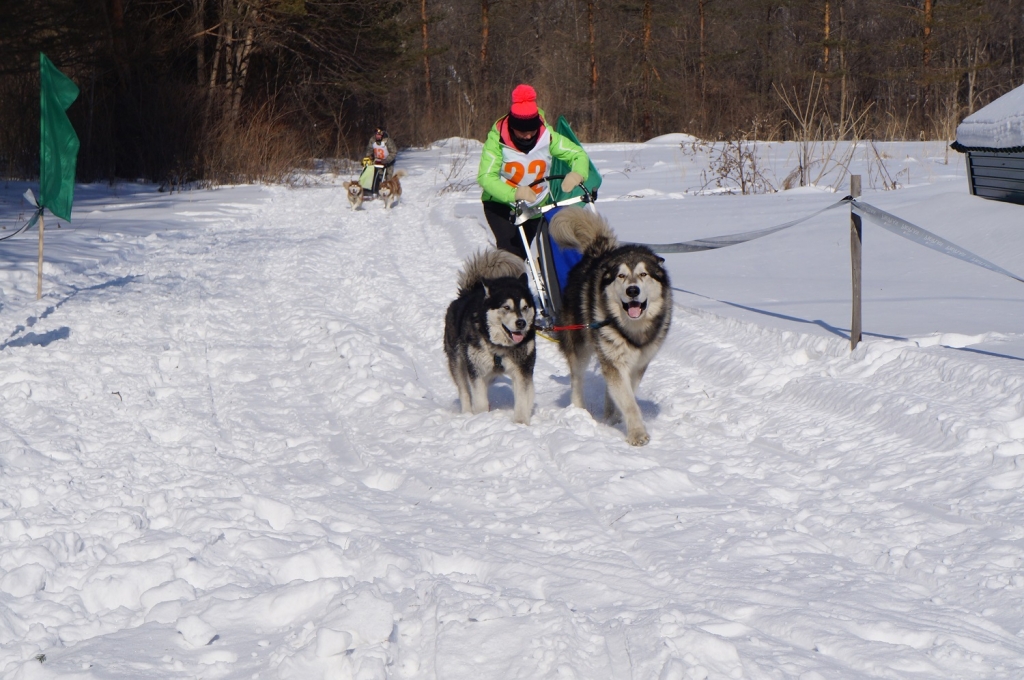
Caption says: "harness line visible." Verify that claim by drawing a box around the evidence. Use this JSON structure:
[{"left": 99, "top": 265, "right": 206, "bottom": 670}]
[
  {"left": 0, "top": 208, "right": 43, "bottom": 243},
  {"left": 545, "top": 319, "right": 611, "bottom": 332}
]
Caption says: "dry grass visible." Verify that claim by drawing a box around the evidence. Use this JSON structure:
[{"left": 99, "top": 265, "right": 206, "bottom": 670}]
[{"left": 201, "top": 107, "right": 312, "bottom": 185}]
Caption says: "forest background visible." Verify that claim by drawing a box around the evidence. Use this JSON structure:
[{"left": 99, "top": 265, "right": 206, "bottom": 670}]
[{"left": 0, "top": 0, "right": 1021, "bottom": 186}]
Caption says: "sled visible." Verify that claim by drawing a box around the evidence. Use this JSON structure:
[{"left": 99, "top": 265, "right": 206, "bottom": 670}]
[
  {"left": 514, "top": 116, "right": 603, "bottom": 331},
  {"left": 514, "top": 176, "right": 597, "bottom": 331},
  {"left": 358, "top": 159, "right": 387, "bottom": 198}
]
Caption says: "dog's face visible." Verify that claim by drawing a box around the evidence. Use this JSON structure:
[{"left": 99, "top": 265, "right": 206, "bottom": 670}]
[
  {"left": 484, "top": 285, "right": 536, "bottom": 346},
  {"left": 344, "top": 181, "right": 363, "bottom": 205},
  {"left": 601, "top": 251, "right": 667, "bottom": 323}
]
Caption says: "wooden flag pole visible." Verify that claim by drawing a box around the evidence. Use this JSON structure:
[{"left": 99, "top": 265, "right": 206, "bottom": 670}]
[
  {"left": 850, "top": 175, "right": 862, "bottom": 350},
  {"left": 37, "top": 212, "right": 44, "bottom": 299}
]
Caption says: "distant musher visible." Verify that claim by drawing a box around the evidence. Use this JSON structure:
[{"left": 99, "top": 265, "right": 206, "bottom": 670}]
[{"left": 363, "top": 127, "right": 398, "bottom": 194}]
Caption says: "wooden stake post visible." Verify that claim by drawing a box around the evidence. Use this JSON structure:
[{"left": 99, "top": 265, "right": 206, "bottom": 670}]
[
  {"left": 37, "top": 212, "right": 44, "bottom": 300},
  {"left": 849, "top": 175, "right": 862, "bottom": 350}
]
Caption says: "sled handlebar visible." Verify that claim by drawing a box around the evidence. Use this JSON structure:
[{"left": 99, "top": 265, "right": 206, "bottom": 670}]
[
  {"left": 512, "top": 176, "right": 596, "bottom": 223},
  {"left": 530, "top": 175, "right": 595, "bottom": 200},
  {"left": 528, "top": 175, "right": 593, "bottom": 201},
  {"left": 529, "top": 174, "right": 565, "bottom": 188}
]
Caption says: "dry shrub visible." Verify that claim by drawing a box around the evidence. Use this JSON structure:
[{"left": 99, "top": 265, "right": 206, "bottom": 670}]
[{"left": 200, "top": 106, "right": 312, "bottom": 185}]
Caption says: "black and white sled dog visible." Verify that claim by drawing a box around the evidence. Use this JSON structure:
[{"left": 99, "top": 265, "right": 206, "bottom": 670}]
[
  {"left": 444, "top": 250, "right": 537, "bottom": 424},
  {"left": 549, "top": 207, "right": 672, "bottom": 446}
]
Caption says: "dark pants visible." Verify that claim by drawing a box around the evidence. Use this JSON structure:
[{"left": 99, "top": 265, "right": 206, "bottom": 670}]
[{"left": 482, "top": 200, "right": 542, "bottom": 262}]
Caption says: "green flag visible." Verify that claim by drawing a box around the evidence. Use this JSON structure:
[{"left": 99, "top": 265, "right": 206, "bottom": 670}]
[
  {"left": 39, "top": 53, "right": 80, "bottom": 222},
  {"left": 549, "top": 116, "right": 602, "bottom": 203}
]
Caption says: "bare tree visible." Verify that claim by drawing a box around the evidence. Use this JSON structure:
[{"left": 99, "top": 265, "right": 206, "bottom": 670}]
[
  {"left": 587, "top": 0, "right": 598, "bottom": 134},
  {"left": 481, "top": 0, "right": 490, "bottom": 93},
  {"left": 699, "top": 0, "right": 711, "bottom": 127},
  {"left": 422, "top": 0, "right": 432, "bottom": 120}
]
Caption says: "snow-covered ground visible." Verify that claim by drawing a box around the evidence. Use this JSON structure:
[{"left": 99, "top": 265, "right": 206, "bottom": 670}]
[{"left": 2, "top": 136, "right": 1024, "bottom": 679}]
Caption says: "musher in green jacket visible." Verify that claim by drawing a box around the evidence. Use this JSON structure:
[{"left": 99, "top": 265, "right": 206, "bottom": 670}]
[{"left": 477, "top": 84, "right": 590, "bottom": 261}]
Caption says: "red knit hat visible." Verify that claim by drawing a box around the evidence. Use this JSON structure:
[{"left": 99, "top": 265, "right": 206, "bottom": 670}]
[{"left": 508, "top": 84, "right": 541, "bottom": 132}]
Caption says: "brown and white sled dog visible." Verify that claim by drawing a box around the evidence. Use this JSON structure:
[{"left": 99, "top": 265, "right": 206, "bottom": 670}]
[
  {"left": 444, "top": 250, "right": 536, "bottom": 424},
  {"left": 549, "top": 207, "right": 672, "bottom": 446},
  {"left": 378, "top": 169, "right": 407, "bottom": 209},
  {"left": 343, "top": 180, "right": 364, "bottom": 210}
]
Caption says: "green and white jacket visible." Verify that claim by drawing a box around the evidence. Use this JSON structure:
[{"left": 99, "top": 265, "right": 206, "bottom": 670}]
[{"left": 477, "top": 112, "right": 590, "bottom": 208}]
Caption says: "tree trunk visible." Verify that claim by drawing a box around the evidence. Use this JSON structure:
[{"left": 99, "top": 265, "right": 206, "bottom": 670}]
[
  {"left": 922, "top": 0, "right": 934, "bottom": 124},
  {"left": 819, "top": 0, "right": 827, "bottom": 72},
  {"left": 230, "top": 26, "right": 255, "bottom": 122},
  {"left": 224, "top": 18, "right": 236, "bottom": 104},
  {"left": 839, "top": 0, "right": 847, "bottom": 114},
  {"left": 967, "top": 37, "right": 982, "bottom": 114},
  {"left": 481, "top": 0, "right": 489, "bottom": 93},
  {"left": 823, "top": 0, "right": 831, "bottom": 95},
  {"left": 208, "top": 4, "right": 224, "bottom": 93},
  {"left": 195, "top": 0, "right": 207, "bottom": 86},
  {"left": 699, "top": 0, "right": 707, "bottom": 128},
  {"left": 587, "top": 0, "right": 597, "bottom": 137},
  {"left": 109, "top": 0, "right": 125, "bottom": 36},
  {"left": 108, "top": 0, "right": 129, "bottom": 80},
  {"left": 642, "top": 0, "right": 653, "bottom": 138},
  {"left": 206, "top": 15, "right": 226, "bottom": 121},
  {"left": 422, "top": 0, "right": 432, "bottom": 121},
  {"left": 922, "top": 0, "right": 933, "bottom": 68}
]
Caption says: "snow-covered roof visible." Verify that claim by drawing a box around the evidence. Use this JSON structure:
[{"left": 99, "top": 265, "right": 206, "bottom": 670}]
[{"left": 954, "top": 83, "right": 1024, "bottom": 151}]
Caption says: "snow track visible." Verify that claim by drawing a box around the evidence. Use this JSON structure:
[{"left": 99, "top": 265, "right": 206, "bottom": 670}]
[{"left": 2, "top": 145, "right": 1024, "bottom": 679}]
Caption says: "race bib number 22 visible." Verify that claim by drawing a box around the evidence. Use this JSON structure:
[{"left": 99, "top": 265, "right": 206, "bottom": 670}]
[{"left": 503, "top": 160, "right": 547, "bottom": 190}]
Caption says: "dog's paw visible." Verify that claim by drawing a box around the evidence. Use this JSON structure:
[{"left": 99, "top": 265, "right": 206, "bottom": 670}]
[
  {"left": 514, "top": 415, "right": 531, "bottom": 425},
  {"left": 626, "top": 429, "right": 650, "bottom": 446}
]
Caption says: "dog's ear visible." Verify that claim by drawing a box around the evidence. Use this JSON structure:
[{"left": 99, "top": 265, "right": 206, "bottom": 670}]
[
  {"left": 481, "top": 282, "right": 490, "bottom": 297},
  {"left": 651, "top": 258, "right": 669, "bottom": 283}
]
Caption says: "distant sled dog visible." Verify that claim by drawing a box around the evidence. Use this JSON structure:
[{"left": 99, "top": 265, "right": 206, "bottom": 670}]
[
  {"left": 549, "top": 207, "right": 672, "bottom": 446},
  {"left": 343, "top": 180, "right": 364, "bottom": 210},
  {"left": 444, "top": 250, "right": 537, "bottom": 424},
  {"left": 378, "top": 169, "right": 406, "bottom": 209}
]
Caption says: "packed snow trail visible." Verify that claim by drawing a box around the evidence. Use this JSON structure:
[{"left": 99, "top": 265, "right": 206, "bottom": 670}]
[{"left": 1, "top": 143, "right": 1024, "bottom": 679}]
